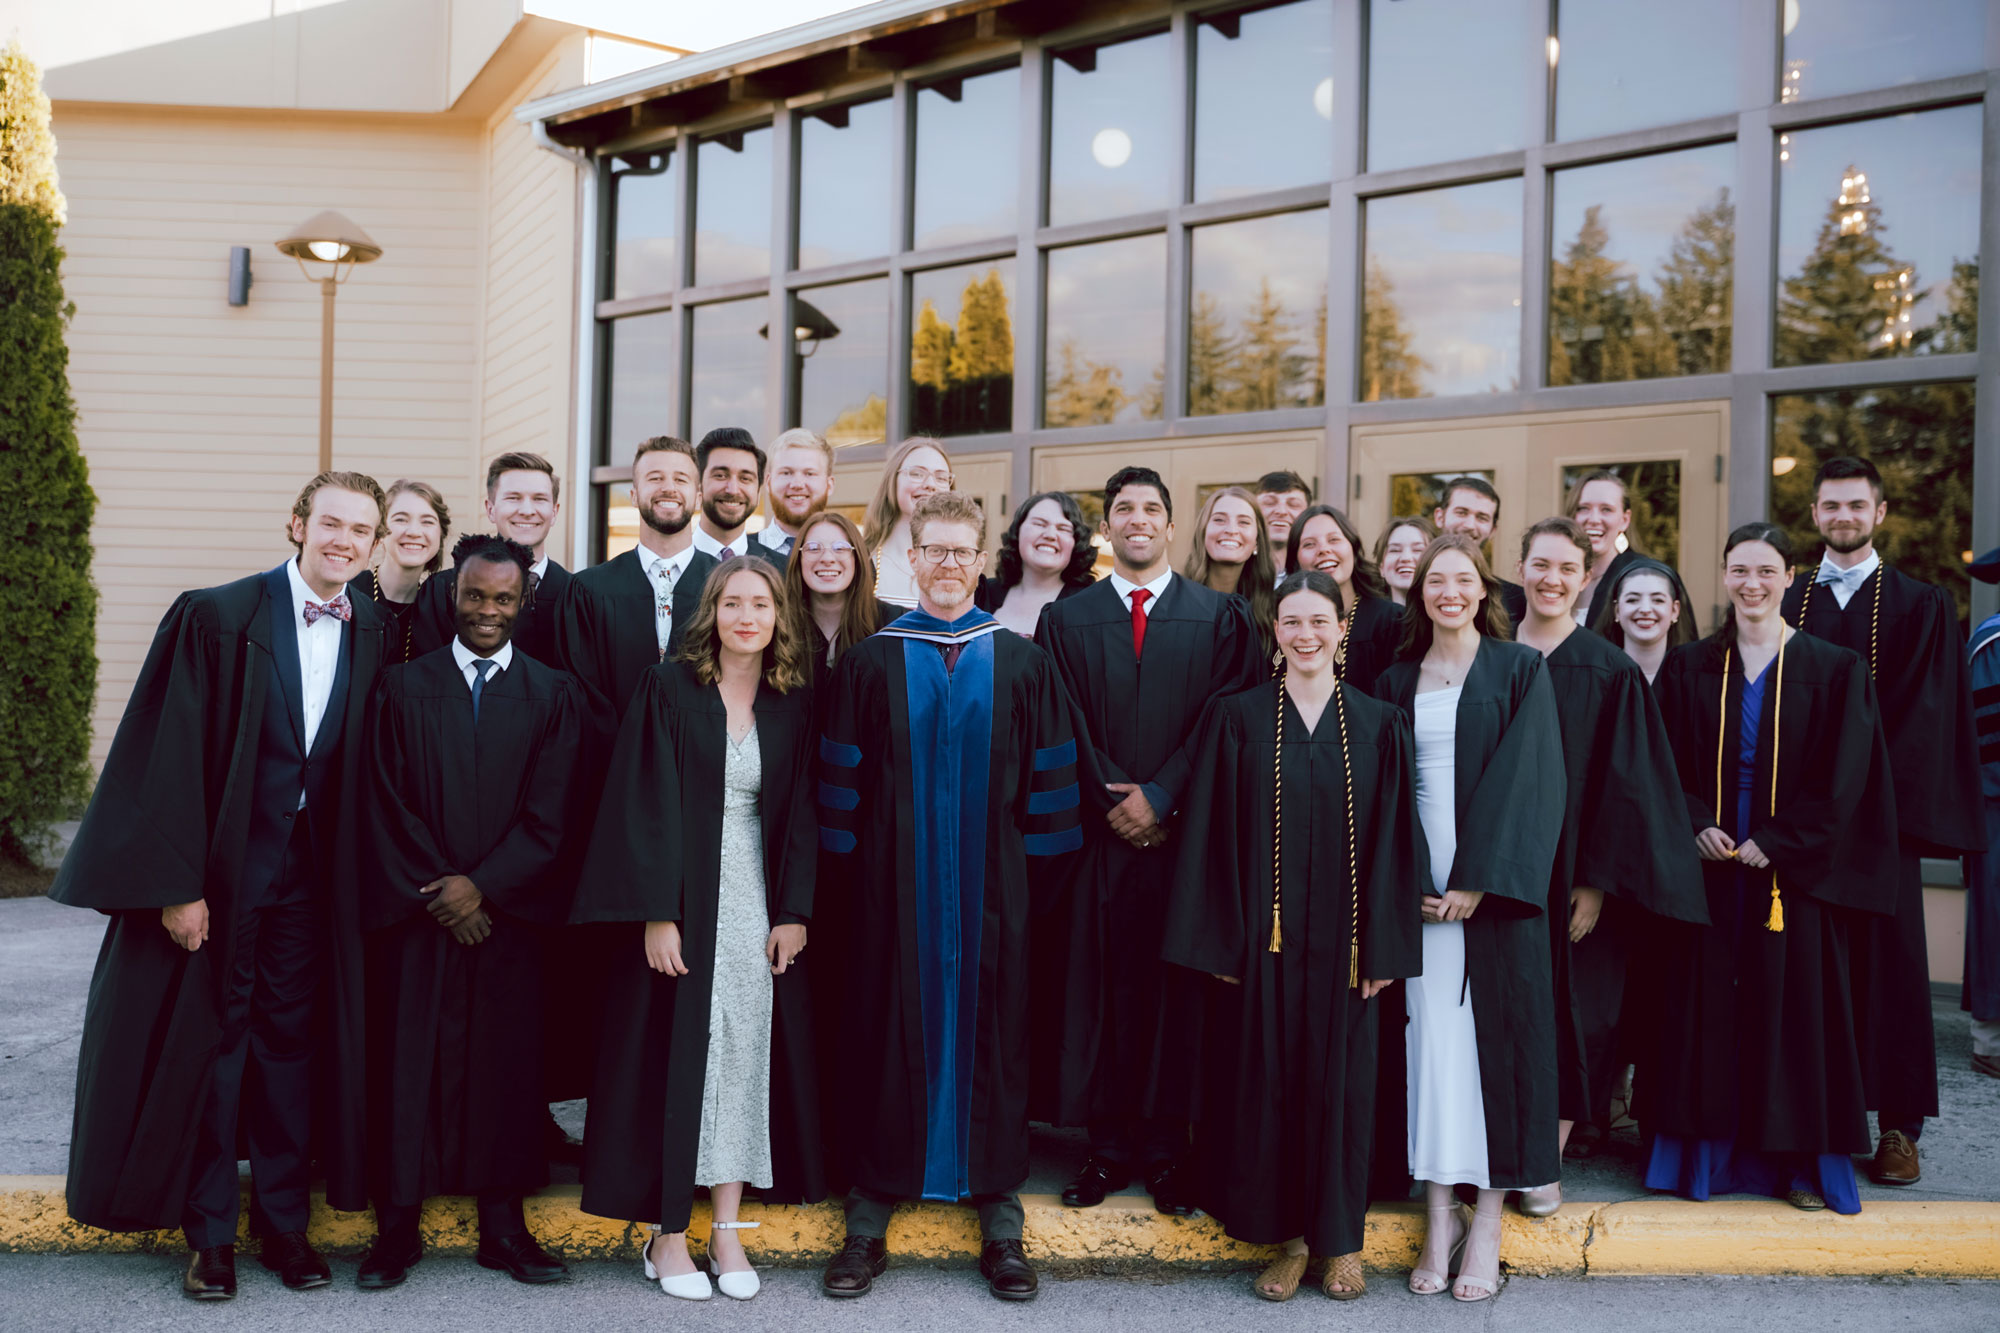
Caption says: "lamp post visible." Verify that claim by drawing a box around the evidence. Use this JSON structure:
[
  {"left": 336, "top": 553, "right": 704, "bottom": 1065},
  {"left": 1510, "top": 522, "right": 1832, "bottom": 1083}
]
[{"left": 275, "top": 210, "right": 383, "bottom": 472}]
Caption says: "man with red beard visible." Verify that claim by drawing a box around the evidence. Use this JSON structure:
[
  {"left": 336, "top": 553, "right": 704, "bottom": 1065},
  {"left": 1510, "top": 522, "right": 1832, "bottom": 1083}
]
[
  {"left": 756, "top": 427, "right": 835, "bottom": 561},
  {"left": 1780, "top": 455, "right": 1982, "bottom": 1186}
]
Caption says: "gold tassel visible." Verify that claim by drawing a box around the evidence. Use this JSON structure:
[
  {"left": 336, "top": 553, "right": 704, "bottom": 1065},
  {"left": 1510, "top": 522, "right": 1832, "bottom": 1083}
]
[
  {"left": 1767, "top": 885, "right": 1784, "bottom": 933},
  {"left": 1269, "top": 914, "right": 1283, "bottom": 954},
  {"left": 1349, "top": 942, "right": 1359, "bottom": 989}
]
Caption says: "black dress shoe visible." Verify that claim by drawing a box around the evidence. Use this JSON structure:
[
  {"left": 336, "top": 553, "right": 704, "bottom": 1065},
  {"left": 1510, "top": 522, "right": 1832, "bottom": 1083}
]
[
  {"left": 356, "top": 1229, "right": 422, "bottom": 1290},
  {"left": 1147, "top": 1161, "right": 1198, "bottom": 1217},
  {"left": 259, "top": 1231, "right": 332, "bottom": 1290},
  {"left": 821, "top": 1234, "right": 888, "bottom": 1297},
  {"left": 475, "top": 1230, "right": 570, "bottom": 1285},
  {"left": 1060, "top": 1156, "right": 1132, "bottom": 1208},
  {"left": 183, "top": 1245, "right": 236, "bottom": 1300},
  {"left": 979, "top": 1239, "right": 1038, "bottom": 1301}
]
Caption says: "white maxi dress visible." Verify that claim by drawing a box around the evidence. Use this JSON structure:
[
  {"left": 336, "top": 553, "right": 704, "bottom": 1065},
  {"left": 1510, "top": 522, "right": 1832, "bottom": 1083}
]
[{"left": 1405, "top": 686, "right": 1491, "bottom": 1188}]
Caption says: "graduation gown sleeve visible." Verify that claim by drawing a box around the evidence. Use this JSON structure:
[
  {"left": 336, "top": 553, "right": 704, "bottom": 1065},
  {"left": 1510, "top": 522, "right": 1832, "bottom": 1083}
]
[
  {"left": 1160, "top": 696, "right": 1250, "bottom": 979},
  {"left": 1449, "top": 644, "right": 1565, "bottom": 913},
  {"left": 571, "top": 667, "right": 686, "bottom": 924}
]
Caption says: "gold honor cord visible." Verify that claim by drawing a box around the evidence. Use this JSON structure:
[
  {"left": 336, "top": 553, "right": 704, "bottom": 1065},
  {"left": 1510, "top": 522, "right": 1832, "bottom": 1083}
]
[
  {"left": 1795, "top": 565, "right": 1881, "bottom": 678},
  {"left": 1269, "top": 674, "right": 1363, "bottom": 989},
  {"left": 1715, "top": 637, "right": 1789, "bottom": 933}
]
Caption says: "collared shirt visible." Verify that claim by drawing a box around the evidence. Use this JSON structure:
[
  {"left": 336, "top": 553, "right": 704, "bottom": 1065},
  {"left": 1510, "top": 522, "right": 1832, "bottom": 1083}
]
[
  {"left": 1817, "top": 548, "right": 1881, "bottom": 609},
  {"left": 529, "top": 553, "right": 549, "bottom": 586},
  {"left": 755, "top": 523, "right": 794, "bottom": 558},
  {"left": 284, "top": 558, "right": 343, "bottom": 755},
  {"left": 635, "top": 541, "right": 698, "bottom": 652},
  {"left": 1107, "top": 567, "right": 1173, "bottom": 613},
  {"left": 691, "top": 521, "right": 749, "bottom": 560},
  {"left": 451, "top": 637, "right": 514, "bottom": 692}
]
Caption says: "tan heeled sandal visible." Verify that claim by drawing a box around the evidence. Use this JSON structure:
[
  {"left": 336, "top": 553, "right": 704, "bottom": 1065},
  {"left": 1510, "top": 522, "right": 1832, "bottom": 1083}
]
[
  {"left": 1252, "top": 1251, "right": 1309, "bottom": 1302},
  {"left": 1408, "top": 1201, "right": 1468, "bottom": 1295},
  {"left": 1321, "top": 1251, "right": 1365, "bottom": 1300}
]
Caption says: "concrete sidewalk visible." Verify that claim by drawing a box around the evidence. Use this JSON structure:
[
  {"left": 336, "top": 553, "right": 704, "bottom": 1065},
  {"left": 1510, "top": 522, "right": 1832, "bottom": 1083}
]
[{"left": 5, "top": 894, "right": 1999, "bottom": 1275}]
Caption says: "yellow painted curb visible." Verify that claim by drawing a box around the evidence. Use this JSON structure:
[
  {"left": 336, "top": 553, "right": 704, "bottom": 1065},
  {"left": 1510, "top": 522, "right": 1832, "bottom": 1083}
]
[{"left": 2, "top": 1177, "right": 1996, "bottom": 1276}]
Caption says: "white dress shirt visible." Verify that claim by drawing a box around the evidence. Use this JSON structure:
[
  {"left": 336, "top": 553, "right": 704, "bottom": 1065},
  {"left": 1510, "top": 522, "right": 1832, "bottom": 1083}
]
[
  {"left": 284, "top": 558, "right": 343, "bottom": 755},
  {"left": 635, "top": 542, "right": 698, "bottom": 653},
  {"left": 1108, "top": 567, "right": 1174, "bottom": 612},
  {"left": 755, "top": 523, "right": 794, "bottom": 557},
  {"left": 691, "top": 521, "right": 751, "bottom": 560},
  {"left": 451, "top": 637, "right": 514, "bottom": 692},
  {"left": 1817, "top": 548, "right": 1881, "bottom": 609}
]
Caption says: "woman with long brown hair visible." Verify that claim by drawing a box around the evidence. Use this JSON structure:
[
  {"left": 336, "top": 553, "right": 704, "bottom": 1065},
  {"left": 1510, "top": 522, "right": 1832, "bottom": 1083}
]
[
  {"left": 1372, "top": 534, "right": 1562, "bottom": 1303},
  {"left": 1644, "top": 522, "right": 1898, "bottom": 1214},
  {"left": 1373, "top": 514, "right": 1437, "bottom": 608},
  {"left": 863, "top": 436, "right": 954, "bottom": 607},
  {"left": 354, "top": 479, "right": 451, "bottom": 664},
  {"left": 573, "top": 556, "right": 824, "bottom": 1301},
  {"left": 1183, "top": 486, "right": 1277, "bottom": 656},
  {"left": 784, "top": 511, "right": 897, "bottom": 690},
  {"left": 1286, "top": 504, "right": 1397, "bottom": 693}
]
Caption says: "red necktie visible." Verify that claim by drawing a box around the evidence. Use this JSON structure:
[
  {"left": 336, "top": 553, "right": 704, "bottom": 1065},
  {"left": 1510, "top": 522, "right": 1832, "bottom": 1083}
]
[{"left": 1130, "top": 587, "right": 1151, "bottom": 660}]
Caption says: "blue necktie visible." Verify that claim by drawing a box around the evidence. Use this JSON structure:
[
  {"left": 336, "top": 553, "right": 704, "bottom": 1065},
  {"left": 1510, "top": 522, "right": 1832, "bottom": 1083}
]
[{"left": 471, "top": 658, "right": 496, "bottom": 722}]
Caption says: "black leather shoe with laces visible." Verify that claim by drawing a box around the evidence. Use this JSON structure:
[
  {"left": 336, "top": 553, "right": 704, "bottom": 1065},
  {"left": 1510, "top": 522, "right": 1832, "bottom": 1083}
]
[
  {"left": 821, "top": 1234, "right": 888, "bottom": 1297},
  {"left": 259, "top": 1231, "right": 332, "bottom": 1290},
  {"left": 1060, "top": 1156, "right": 1132, "bottom": 1208},
  {"left": 183, "top": 1245, "right": 236, "bottom": 1300},
  {"left": 979, "top": 1239, "right": 1038, "bottom": 1301}
]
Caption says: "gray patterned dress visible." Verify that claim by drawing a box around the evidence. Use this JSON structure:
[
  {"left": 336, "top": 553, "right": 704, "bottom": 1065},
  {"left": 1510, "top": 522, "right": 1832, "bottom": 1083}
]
[{"left": 694, "top": 724, "right": 775, "bottom": 1188}]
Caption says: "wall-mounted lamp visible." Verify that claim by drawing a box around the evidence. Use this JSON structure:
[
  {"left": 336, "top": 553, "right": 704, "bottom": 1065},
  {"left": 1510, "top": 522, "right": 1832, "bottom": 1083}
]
[{"left": 228, "top": 246, "right": 253, "bottom": 306}]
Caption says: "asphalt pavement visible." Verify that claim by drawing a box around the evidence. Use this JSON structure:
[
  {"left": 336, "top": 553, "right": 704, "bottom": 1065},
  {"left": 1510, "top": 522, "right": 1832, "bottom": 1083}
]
[{"left": 2, "top": 1256, "right": 1997, "bottom": 1333}]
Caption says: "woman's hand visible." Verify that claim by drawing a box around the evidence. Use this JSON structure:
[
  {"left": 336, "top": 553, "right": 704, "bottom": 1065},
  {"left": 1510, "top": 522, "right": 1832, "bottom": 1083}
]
[
  {"left": 1696, "top": 827, "right": 1736, "bottom": 862},
  {"left": 767, "top": 923, "right": 807, "bottom": 975},
  {"left": 645, "top": 920, "right": 688, "bottom": 976},
  {"left": 1422, "top": 889, "right": 1484, "bottom": 923},
  {"left": 1734, "top": 838, "right": 1770, "bottom": 870},
  {"left": 1568, "top": 887, "right": 1604, "bottom": 943},
  {"left": 1360, "top": 978, "right": 1394, "bottom": 1000}
]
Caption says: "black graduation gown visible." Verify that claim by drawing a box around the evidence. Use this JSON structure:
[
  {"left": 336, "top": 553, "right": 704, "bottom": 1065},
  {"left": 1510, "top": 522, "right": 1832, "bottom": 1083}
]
[
  {"left": 414, "top": 558, "right": 573, "bottom": 664},
  {"left": 1373, "top": 638, "right": 1566, "bottom": 1191},
  {"left": 361, "top": 647, "right": 582, "bottom": 1205},
  {"left": 1498, "top": 578, "right": 1527, "bottom": 629},
  {"left": 1163, "top": 681, "right": 1425, "bottom": 1255},
  {"left": 571, "top": 662, "right": 823, "bottom": 1229},
  {"left": 1030, "top": 577, "right": 1264, "bottom": 1127},
  {"left": 50, "top": 573, "right": 383, "bottom": 1229},
  {"left": 1645, "top": 634, "right": 1900, "bottom": 1152},
  {"left": 1782, "top": 564, "right": 1983, "bottom": 1120},
  {"left": 542, "top": 547, "right": 718, "bottom": 1102},
  {"left": 351, "top": 568, "right": 426, "bottom": 665},
  {"left": 816, "top": 624, "right": 1084, "bottom": 1200},
  {"left": 974, "top": 575, "right": 1088, "bottom": 629},
  {"left": 1541, "top": 629, "right": 1708, "bottom": 1125},
  {"left": 1341, "top": 591, "right": 1402, "bottom": 695}
]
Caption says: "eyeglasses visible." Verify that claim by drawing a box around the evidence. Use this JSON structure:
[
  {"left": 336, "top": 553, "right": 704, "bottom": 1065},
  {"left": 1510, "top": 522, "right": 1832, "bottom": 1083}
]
[
  {"left": 800, "top": 541, "right": 856, "bottom": 557},
  {"left": 901, "top": 467, "right": 954, "bottom": 488},
  {"left": 916, "top": 545, "right": 980, "bottom": 567}
]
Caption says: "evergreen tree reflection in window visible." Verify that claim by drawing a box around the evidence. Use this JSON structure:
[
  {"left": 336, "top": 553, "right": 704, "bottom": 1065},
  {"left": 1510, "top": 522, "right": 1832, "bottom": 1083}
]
[
  {"left": 910, "top": 265, "right": 1014, "bottom": 435},
  {"left": 1361, "top": 257, "right": 1430, "bottom": 401},
  {"left": 1547, "top": 191, "right": 1734, "bottom": 385}
]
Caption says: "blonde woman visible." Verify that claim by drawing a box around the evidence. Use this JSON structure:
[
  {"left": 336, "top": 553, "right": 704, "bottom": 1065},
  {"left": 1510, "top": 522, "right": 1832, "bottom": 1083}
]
[
  {"left": 864, "top": 437, "right": 954, "bottom": 606},
  {"left": 573, "top": 557, "right": 824, "bottom": 1301}
]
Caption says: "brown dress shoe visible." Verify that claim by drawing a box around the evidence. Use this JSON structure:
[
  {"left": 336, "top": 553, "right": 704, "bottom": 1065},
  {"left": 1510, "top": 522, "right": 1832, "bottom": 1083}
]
[
  {"left": 1869, "top": 1130, "right": 1921, "bottom": 1185},
  {"left": 978, "top": 1238, "right": 1038, "bottom": 1301},
  {"left": 822, "top": 1234, "right": 887, "bottom": 1297},
  {"left": 183, "top": 1245, "right": 236, "bottom": 1300}
]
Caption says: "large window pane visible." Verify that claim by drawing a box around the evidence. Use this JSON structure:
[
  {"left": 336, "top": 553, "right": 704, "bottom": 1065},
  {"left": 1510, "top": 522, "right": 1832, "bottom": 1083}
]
[
  {"left": 693, "top": 126, "right": 772, "bottom": 286},
  {"left": 798, "top": 98, "right": 893, "bottom": 270},
  {"left": 1044, "top": 235, "right": 1167, "bottom": 427},
  {"left": 603, "top": 312, "right": 674, "bottom": 462},
  {"left": 1554, "top": 0, "right": 1737, "bottom": 141},
  {"left": 1548, "top": 143, "right": 1736, "bottom": 385},
  {"left": 687, "top": 298, "right": 766, "bottom": 441},
  {"left": 1367, "top": 0, "right": 1538, "bottom": 172},
  {"left": 914, "top": 65, "right": 1018, "bottom": 250},
  {"left": 1361, "top": 178, "right": 1522, "bottom": 399},
  {"left": 796, "top": 278, "right": 890, "bottom": 449},
  {"left": 1048, "top": 31, "right": 1172, "bottom": 227},
  {"left": 1188, "top": 209, "right": 1328, "bottom": 416},
  {"left": 1775, "top": 105, "right": 1981, "bottom": 366},
  {"left": 1770, "top": 384, "right": 1975, "bottom": 623},
  {"left": 602, "top": 482, "right": 640, "bottom": 561},
  {"left": 1782, "top": 0, "right": 1987, "bottom": 104},
  {"left": 1194, "top": 0, "right": 1336, "bottom": 203},
  {"left": 910, "top": 259, "right": 1015, "bottom": 437},
  {"left": 1558, "top": 460, "right": 1682, "bottom": 567},
  {"left": 610, "top": 151, "right": 676, "bottom": 299}
]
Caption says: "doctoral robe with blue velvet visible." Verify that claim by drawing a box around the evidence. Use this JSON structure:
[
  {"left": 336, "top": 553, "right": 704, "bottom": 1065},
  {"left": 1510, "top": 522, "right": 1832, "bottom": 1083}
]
[{"left": 815, "top": 609, "right": 1083, "bottom": 1201}]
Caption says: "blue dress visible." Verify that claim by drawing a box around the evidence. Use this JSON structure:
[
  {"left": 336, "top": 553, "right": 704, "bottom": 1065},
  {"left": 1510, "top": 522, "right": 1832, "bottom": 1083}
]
[{"left": 1644, "top": 656, "right": 1863, "bottom": 1213}]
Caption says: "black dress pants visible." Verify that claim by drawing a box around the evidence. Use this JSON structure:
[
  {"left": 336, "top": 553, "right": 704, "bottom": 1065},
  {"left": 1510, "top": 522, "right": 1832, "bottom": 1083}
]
[{"left": 182, "top": 824, "right": 323, "bottom": 1250}]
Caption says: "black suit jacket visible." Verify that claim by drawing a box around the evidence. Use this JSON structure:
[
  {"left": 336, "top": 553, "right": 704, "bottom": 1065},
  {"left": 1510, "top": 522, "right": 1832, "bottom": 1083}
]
[{"left": 557, "top": 548, "right": 718, "bottom": 728}]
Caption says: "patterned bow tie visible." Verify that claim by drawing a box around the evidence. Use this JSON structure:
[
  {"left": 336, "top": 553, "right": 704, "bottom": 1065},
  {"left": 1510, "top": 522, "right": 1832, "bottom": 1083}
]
[{"left": 303, "top": 592, "right": 352, "bottom": 626}]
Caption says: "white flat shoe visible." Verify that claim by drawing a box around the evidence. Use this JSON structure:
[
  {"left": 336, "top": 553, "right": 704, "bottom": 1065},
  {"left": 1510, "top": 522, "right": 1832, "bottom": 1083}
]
[
  {"left": 643, "top": 1234, "right": 712, "bottom": 1300},
  {"left": 709, "top": 1220, "right": 760, "bottom": 1300}
]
